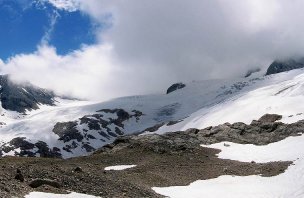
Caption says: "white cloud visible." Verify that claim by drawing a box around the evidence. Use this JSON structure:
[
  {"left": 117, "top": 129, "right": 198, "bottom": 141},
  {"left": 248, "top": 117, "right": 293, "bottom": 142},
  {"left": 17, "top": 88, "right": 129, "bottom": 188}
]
[
  {"left": 3, "top": 0, "right": 304, "bottom": 101},
  {"left": 2, "top": 44, "right": 115, "bottom": 100},
  {"left": 39, "top": 0, "right": 80, "bottom": 12},
  {"left": 41, "top": 10, "right": 60, "bottom": 45}
]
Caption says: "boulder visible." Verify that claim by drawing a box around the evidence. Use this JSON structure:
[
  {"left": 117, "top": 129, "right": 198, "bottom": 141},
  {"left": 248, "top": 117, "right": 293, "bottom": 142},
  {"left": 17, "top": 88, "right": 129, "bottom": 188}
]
[
  {"left": 258, "top": 114, "right": 282, "bottom": 123},
  {"left": 166, "top": 83, "right": 186, "bottom": 94},
  {"left": 29, "top": 179, "right": 61, "bottom": 188}
]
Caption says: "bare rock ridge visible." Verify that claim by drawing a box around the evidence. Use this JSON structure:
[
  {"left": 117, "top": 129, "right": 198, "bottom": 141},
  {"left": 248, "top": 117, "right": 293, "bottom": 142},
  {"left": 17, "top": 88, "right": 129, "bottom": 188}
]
[
  {"left": 0, "top": 75, "right": 55, "bottom": 112},
  {"left": 102, "top": 114, "right": 301, "bottom": 154},
  {"left": 166, "top": 82, "right": 186, "bottom": 94},
  {"left": 0, "top": 113, "right": 299, "bottom": 158},
  {"left": 266, "top": 58, "right": 304, "bottom": 75}
]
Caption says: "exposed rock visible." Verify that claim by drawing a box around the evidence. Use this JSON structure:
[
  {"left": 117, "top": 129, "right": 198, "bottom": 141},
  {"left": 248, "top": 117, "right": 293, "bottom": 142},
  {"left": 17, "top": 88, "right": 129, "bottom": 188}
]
[
  {"left": 258, "top": 114, "right": 282, "bottom": 123},
  {"left": 0, "top": 114, "right": 297, "bottom": 197},
  {"left": 100, "top": 114, "right": 304, "bottom": 153},
  {"left": 34, "top": 141, "right": 62, "bottom": 158},
  {"left": 0, "top": 75, "right": 55, "bottom": 113},
  {"left": 167, "top": 120, "right": 183, "bottom": 126},
  {"left": 217, "top": 81, "right": 250, "bottom": 98},
  {"left": 166, "top": 83, "right": 186, "bottom": 94},
  {"left": 74, "top": 167, "right": 83, "bottom": 173},
  {"left": 82, "top": 143, "right": 95, "bottom": 152},
  {"left": 53, "top": 121, "right": 83, "bottom": 143},
  {"left": 1, "top": 137, "right": 35, "bottom": 157},
  {"left": 50, "top": 109, "right": 143, "bottom": 156},
  {"left": 143, "top": 123, "right": 165, "bottom": 133},
  {"left": 0, "top": 138, "right": 62, "bottom": 158},
  {"left": 29, "top": 179, "right": 61, "bottom": 188},
  {"left": 266, "top": 58, "right": 304, "bottom": 75},
  {"left": 10, "top": 137, "right": 35, "bottom": 150},
  {"left": 14, "top": 169, "right": 24, "bottom": 182}
]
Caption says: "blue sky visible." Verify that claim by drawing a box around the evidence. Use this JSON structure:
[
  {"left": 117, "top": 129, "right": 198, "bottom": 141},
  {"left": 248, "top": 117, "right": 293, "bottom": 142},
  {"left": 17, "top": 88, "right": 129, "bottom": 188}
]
[{"left": 0, "top": 0, "right": 96, "bottom": 60}]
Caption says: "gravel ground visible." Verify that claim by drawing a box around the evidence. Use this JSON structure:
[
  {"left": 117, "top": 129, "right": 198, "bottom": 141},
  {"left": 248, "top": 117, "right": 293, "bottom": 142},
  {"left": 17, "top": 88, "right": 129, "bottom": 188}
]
[{"left": 0, "top": 142, "right": 290, "bottom": 198}]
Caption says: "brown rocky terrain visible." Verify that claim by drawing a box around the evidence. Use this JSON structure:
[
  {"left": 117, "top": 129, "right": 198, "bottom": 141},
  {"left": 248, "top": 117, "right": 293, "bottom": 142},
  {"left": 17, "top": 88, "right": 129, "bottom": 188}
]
[{"left": 0, "top": 114, "right": 299, "bottom": 198}]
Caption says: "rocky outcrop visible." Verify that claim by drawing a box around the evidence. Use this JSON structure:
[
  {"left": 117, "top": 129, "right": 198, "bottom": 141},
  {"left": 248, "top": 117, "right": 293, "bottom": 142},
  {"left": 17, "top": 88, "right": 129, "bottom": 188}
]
[
  {"left": 217, "top": 81, "right": 250, "bottom": 98},
  {"left": 53, "top": 122, "right": 83, "bottom": 143},
  {"left": 266, "top": 58, "right": 304, "bottom": 75},
  {"left": 49, "top": 108, "right": 144, "bottom": 156},
  {"left": 166, "top": 83, "right": 186, "bottom": 94},
  {"left": 258, "top": 114, "right": 282, "bottom": 123},
  {"left": 0, "top": 137, "right": 61, "bottom": 158},
  {"left": 29, "top": 179, "right": 61, "bottom": 188},
  {"left": 0, "top": 75, "right": 55, "bottom": 113},
  {"left": 102, "top": 114, "right": 303, "bottom": 154}
]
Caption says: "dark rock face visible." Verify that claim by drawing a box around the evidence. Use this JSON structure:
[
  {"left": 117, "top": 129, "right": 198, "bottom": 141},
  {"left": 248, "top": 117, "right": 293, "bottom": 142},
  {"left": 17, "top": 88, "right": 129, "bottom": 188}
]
[
  {"left": 258, "top": 114, "right": 282, "bottom": 123},
  {"left": 99, "top": 114, "right": 304, "bottom": 156},
  {"left": 53, "top": 122, "right": 83, "bottom": 143},
  {"left": 266, "top": 58, "right": 304, "bottom": 75},
  {"left": 191, "top": 114, "right": 302, "bottom": 145},
  {"left": 14, "top": 169, "right": 24, "bottom": 182},
  {"left": 74, "top": 166, "right": 83, "bottom": 173},
  {"left": 50, "top": 109, "right": 143, "bottom": 156},
  {"left": 166, "top": 83, "right": 186, "bottom": 94},
  {"left": 143, "top": 123, "right": 165, "bottom": 133},
  {"left": 217, "top": 81, "right": 250, "bottom": 98},
  {"left": 29, "top": 179, "right": 61, "bottom": 188},
  {"left": 0, "top": 75, "right": 55, "bottom": 113},
  {"left": 0, "top": 137, "right": 62, "bottom": 158}
]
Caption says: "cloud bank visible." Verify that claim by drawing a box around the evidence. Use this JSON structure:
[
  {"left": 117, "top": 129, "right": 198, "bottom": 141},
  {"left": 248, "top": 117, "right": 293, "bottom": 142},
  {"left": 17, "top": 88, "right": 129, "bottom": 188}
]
[{"left": 2, "top": 0, "right": 304, "bottom": 101}]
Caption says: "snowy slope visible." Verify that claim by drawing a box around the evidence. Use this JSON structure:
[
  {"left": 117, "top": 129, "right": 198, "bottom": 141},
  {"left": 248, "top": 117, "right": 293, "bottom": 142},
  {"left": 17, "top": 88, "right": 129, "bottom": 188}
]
[
  {"left": 153, "top": 135, "right": 304, "bottom": 198},
  {"left": 152, "top": 68, "right": 304, "bottom": 134},
  {"left": 1, "top": 68, "right": 304, "bottom": 158}
]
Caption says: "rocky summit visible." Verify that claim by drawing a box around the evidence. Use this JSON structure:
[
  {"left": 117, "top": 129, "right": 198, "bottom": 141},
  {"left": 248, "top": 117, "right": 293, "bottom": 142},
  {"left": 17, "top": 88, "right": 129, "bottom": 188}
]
[
  {"left": 0, "top": 75, "right": 55, "bottom": 113},
  {"left": 266, "top": 58, "right": 304, "bottom": 75},
  {"left": 166, "top": 82, "right": 186, "bottom": 94}
]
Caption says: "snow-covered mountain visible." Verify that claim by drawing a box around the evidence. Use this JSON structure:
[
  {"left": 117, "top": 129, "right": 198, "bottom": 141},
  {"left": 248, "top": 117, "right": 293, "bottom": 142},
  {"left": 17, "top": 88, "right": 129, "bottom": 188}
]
[
  {"left": 0, "top": 75, "right": 55, "bottom": 113},
  {"left": 2, "top": 67, "right": 304, "bottom": 158},
  {"left": 266, "top": 57, "right": 304, "bottom": 75}
]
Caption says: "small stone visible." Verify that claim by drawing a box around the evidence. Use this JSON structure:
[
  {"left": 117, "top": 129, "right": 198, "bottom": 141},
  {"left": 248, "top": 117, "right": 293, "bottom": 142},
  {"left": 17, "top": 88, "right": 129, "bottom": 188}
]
[
  {"left": 15, "top": 171, "right": 24, "bottom": 182},
  {"left": 74, "top": 166, "right": 83, "bottom": 173}
]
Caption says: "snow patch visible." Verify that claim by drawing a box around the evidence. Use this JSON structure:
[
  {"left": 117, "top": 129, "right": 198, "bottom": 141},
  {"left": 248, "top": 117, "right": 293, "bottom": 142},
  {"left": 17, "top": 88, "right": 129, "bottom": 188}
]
[
  {"left": 25, "top": 191, "right": 100, "bottom": 198},
  {"left": 104, "top": 165, "right": 137, "bottom": 171},
  {"left": 153, "top": 134, "right": 304, "bottom": 198}
]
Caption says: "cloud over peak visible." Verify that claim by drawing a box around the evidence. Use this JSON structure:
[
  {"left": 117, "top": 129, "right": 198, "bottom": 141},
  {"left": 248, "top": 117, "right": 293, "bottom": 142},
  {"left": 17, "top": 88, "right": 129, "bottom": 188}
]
[{"left": 2, "top": 0, "right": 304, "bottom": 101}]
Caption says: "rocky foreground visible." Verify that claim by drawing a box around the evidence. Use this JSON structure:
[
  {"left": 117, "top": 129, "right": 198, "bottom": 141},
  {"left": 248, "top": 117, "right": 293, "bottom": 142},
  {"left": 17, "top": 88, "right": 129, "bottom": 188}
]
[{"left": 0, "top": 114, "right": 300, "bottom": 198}]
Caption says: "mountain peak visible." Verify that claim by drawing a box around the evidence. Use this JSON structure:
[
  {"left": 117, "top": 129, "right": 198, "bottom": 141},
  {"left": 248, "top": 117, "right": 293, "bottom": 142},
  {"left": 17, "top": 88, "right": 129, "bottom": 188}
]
[
  {"left": 0, "top": 75, "right": 55, "bottom": 113},
  {"left": 266, "top": 58, "right": 304, "bottom": 75}
]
